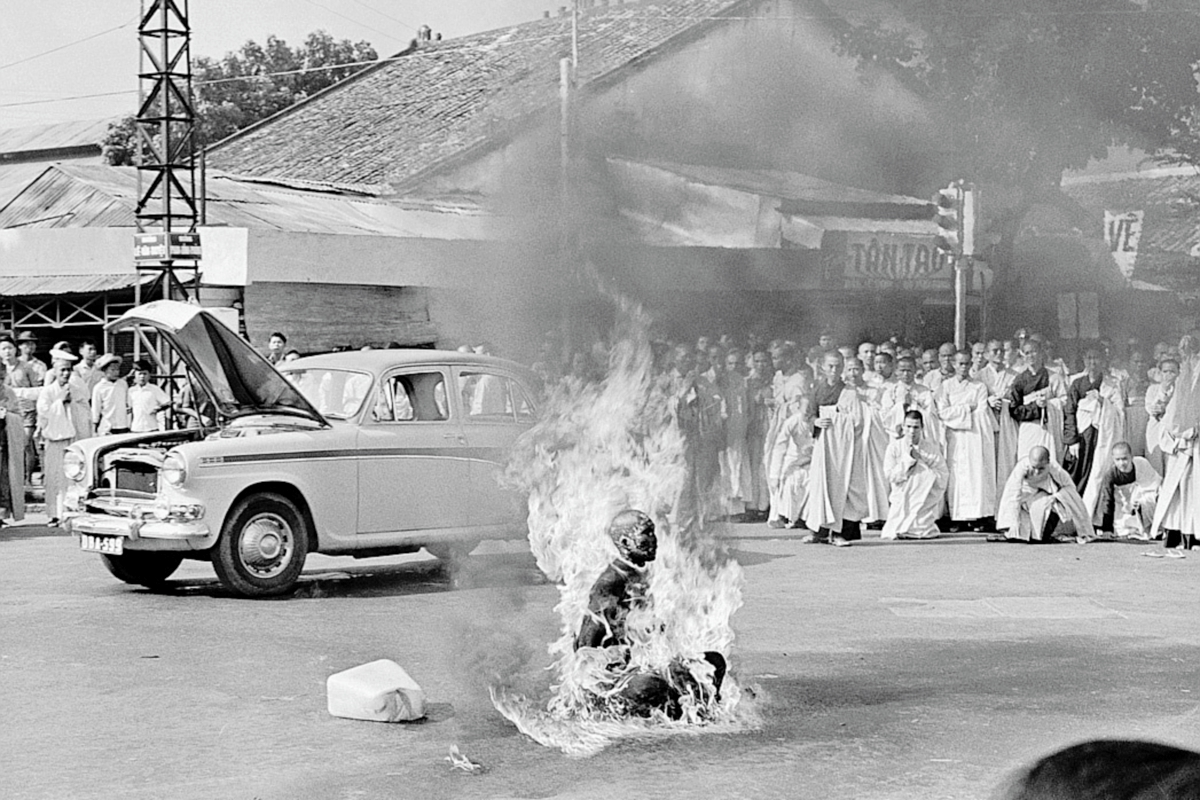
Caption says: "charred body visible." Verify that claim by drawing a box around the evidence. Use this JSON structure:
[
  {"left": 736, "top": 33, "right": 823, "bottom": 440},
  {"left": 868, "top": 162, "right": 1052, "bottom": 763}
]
[{"left": 573, "top": 510, "right": 726, "bottom": 720}]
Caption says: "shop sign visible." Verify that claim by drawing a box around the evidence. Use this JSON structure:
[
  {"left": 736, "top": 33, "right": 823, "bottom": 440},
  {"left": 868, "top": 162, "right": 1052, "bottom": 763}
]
[
  {"left": 134, "top": 232, "right": 202, "bottom": 262},
  {"left": 822, "top": 231, "right": 952, "bottom": 290}
]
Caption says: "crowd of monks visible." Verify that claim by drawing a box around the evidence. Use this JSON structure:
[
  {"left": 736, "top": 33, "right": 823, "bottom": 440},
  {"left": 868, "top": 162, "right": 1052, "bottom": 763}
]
[{"left": 654, "top": 330, "right": 1199, "bottom": 549}]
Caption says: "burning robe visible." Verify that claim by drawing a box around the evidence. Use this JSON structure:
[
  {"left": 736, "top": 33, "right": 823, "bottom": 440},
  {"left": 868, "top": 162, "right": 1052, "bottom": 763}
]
[
  {"left": 1008, "top": 368, "right": 1065, "bottom": 465},
  {"left": 997, "top": 456, "right": 1094, "bottom": 542},
  {"left": 802, "top": 381, "right": 869, "bottom": 535},
  {"left": 880, "top": 435, "right": 948, "bottom": 539},
  {"left": 1065, "top": 373, "right": 1127, "bottom": 512},
  {"left": 935, "top": 376, "right": 996, "bottom": 521}
]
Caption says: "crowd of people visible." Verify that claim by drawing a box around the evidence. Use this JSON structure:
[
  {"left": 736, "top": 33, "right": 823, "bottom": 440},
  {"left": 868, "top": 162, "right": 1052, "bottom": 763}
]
[
  {"left": 539, "top": 327, "right": 1200, "bottom": 551},
  {"left": 0, "top": 333, "right": 187, "bottom": 528}
]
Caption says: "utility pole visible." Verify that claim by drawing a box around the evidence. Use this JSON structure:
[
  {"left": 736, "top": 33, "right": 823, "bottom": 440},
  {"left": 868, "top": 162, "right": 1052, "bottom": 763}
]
[{"left": 133, "top": 0, "right": 201, "bottom": 426}]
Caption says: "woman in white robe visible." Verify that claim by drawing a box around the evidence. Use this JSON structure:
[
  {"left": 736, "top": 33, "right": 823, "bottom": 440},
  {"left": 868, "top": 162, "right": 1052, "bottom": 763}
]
[{"left": 36, "top": 357, "right": 91, "bottom": 524}]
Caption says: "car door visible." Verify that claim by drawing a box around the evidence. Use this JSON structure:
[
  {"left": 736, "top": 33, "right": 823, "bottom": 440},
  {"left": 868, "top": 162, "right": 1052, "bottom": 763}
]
[
  {"left": 356, "top": 367, "right": 471, "bottom": 533},
  {"left": 456, "top": 367, "right": 536, "bottom": 528}
]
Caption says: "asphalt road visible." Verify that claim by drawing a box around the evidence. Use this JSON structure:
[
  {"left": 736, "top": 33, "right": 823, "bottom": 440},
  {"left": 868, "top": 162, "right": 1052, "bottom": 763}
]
[{"left": 5, "top": 516, "right": 1200, "bottom": 800}]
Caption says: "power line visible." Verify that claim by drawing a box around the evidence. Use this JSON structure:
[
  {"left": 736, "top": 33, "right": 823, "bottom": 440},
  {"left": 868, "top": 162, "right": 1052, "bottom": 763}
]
[
  {"left": 297, "top": 0, "right": 410, "bottom": 44},
  {"left": 0, "top": 15, "right": 138, "bottom": 73},
  {"left": 344, "top": 0, "right": 419, "bottom": 33}
]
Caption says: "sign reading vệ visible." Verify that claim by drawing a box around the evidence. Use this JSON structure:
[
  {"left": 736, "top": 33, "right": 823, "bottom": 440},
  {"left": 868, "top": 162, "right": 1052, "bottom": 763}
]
[
  {"left": 822, "top": 231, "right": 951, "bottom": 290},
  {"left": 134, "top": 232, "right": 202, "bottom": 262}
]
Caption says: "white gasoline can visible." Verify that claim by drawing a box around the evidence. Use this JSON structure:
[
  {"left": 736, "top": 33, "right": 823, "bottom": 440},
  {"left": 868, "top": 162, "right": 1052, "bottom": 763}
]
[{"left": 326, "top": 659, "right": 426, "bottom": 722}]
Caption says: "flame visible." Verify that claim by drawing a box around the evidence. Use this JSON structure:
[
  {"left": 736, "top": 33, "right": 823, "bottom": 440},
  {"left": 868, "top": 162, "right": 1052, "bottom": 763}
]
[{"left": 495, "top": 299, "right": 759, "bottom": 757}]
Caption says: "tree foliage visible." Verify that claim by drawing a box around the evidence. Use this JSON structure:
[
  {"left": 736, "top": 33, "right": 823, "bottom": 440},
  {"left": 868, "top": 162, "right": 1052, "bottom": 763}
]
[
  {"left": 827, "top": 0, "right": 1200, "bottom": 194},
  {"left": 103, "top": 30, "right": 377, "bottom": 165}
]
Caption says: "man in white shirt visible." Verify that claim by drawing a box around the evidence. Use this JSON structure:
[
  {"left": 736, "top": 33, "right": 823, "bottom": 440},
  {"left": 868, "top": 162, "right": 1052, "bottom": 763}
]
[
  {"left": 73, "top": 341, "right": 103, "bottom": 394},
  {"left": 128, "top": 360, "right": 171, "bottom": 433},
  {"left": 91, "top": 354, "right": 131, "bottom": 435}
]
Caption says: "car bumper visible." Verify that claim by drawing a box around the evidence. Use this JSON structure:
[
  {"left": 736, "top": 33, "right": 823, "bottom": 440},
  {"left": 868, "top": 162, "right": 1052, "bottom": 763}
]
[{"left": 66, "top": 513, "right": 212, "bottom": 542}]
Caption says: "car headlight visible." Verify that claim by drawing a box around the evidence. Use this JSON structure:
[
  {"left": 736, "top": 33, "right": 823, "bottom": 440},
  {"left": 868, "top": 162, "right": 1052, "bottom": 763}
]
[
  {"left": 161, "top": 452, "right": 187, "bottom": 487},
  {"left": 63, "top": 448, "right": 86, "bottom": 482}
]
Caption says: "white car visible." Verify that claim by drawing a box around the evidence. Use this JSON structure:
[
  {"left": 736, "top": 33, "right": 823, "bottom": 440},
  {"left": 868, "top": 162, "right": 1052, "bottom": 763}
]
[{"left": 64, "top": 301, "right": 537, "bottom": 597}]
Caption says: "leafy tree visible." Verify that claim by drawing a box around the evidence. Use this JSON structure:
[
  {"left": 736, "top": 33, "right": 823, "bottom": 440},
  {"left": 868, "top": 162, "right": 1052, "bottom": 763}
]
[
  {"left": 822, "top": 0, "right": 1200, "bottom": 276},
  {"left": 103, "top": 30, "right": 376, "bottom": 165}
]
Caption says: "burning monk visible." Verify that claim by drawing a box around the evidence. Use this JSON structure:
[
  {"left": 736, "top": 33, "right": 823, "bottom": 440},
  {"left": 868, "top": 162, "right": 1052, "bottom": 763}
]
[{"left": 574, "top": 510, "right": 726, "bottom": 719}]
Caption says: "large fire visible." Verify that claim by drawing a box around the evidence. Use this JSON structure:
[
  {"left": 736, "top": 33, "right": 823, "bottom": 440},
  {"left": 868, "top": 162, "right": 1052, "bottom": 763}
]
[{"left": 493, "top": 301, "right": 758, "bottom": 757}]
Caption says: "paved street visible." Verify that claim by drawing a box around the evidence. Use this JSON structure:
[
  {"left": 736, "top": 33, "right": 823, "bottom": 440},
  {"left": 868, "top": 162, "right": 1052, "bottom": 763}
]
[{"left": 5, "top": 516, "right": 1200, "bottom": 800}]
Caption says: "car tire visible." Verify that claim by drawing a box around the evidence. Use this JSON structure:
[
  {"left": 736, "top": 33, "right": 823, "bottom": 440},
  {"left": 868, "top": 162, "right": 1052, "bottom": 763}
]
[
  {"left": 101, "top": 551, "right": 184, "bottom": 588},
  {"left": 212, "top": 493, "right": 309, "bottom": 598}
]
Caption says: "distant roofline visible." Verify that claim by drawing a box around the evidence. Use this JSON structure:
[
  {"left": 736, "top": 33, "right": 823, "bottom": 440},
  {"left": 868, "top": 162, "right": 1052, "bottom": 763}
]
[
  {"left": 208, "top": 0, "right": 759, "bottom": 192},
  {"left": 1061, "top": 164, "right": 1200, "bottom": 185}
]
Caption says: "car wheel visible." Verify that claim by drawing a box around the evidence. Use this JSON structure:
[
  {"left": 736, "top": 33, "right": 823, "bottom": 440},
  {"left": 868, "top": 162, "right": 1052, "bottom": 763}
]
[
  {"left": 101, "top": 552, "right": 184, "bottom": 588},
  {"left": 212, "top": 493, "right": 309, "bottom": 598}
]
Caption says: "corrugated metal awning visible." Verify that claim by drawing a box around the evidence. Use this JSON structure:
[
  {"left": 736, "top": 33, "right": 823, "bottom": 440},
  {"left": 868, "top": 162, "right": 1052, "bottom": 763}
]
[{"left": 0, "top": 273, "right": 156, "bottom": 297}]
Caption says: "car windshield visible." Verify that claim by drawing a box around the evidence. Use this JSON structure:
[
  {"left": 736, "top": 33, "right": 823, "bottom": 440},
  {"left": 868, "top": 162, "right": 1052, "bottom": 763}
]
[{"left": 283, "top": 368, "right": 373, "bottom": 420}]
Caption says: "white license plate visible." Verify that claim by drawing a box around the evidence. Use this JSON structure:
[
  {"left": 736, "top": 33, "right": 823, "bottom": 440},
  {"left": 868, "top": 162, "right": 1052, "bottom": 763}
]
[{"left": 80, "top": 533, "right": 124, "bottom": 555}]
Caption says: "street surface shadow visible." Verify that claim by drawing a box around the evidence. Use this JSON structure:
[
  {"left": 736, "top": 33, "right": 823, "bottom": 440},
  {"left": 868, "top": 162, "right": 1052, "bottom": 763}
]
[
  {"left": 729, "top": 548, "right": 794, "bottom": 567},
  {"left": 0, "top": 524, "right": 70, "bottom": 541},
  {"left": 146, "top": 551, "right": 548, "bottom": 600}
]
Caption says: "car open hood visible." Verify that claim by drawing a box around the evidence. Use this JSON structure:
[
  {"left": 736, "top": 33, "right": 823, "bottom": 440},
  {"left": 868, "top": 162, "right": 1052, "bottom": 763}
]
[{"left": 108, "top": 300, "right": 326, "bottom": 425}]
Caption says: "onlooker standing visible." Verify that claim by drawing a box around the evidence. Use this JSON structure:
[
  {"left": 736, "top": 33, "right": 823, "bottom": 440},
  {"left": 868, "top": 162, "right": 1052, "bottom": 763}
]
[
  {"left": 935, "top": 350, "right": 996, "bottom": 529},
  {"left": 36, "top": 354, "right": 90, "bottom": 525},
  {"left": 128, "top": 360, "right": 171, "bottom": 433},
  {"left": 15, "top": 331, "right": 47, "bottom": 384},
  {"left": 73, "top": 341, "right": 103, "bottom": 394},
  {"left": 0, "top": 358, "right": 25, "bottom": 526},
  {"left": 1, "top": 335, "right": 40, "bottom": 485},
  {"left": 265, "top": 331, "right": 288, "bottom": 365},
  {"left": 91, "top": 354, "right": 131, "bottom": 435}
]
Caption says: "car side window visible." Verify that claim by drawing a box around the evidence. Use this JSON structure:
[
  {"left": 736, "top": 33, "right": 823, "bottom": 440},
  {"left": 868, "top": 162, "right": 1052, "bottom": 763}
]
[
  {"left": 461, "top": 370, "right": 515, "bottom": 421},
  {"left": 374, "top": 371, "right": 448, "bottom": 422}
]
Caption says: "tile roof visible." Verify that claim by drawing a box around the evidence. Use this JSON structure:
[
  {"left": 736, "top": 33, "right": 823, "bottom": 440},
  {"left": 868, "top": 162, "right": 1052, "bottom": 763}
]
[
  {"left": 0, "top": 164, "right": 498, "bottom": 239},
  {"left": 207, "top": 0, "right": 753, "bottom": 191},
  {"left": 1062, "top": 166, "right": 1200, "bottom": 256},
  {"left": 0, "top": 118, "right": 116, "bottom": 157}
]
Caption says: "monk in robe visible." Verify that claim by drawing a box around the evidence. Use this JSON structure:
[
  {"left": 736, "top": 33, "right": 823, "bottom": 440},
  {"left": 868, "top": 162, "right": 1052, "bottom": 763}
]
[
  {"left": 976, "top": 339, "right": 1021, "bottom": 505},
  {"left": 844, "top": 357, "right": 890, "bottom": 525},
  {"left": 1008, "top": 340, "right": 1066, "bottom": 465},
  {"left": 1144, "top": 357, "right": 1179, "bottom": 475},
  {"left": 802, "top": 351, "right": 867, "bottom": 546},
  {"left": 994, "top": 446, "right": 1094, "bottom": 543},
  {"left": 1123, "top": 350, "right": 1150, "bottom": 458},
  {"left": 1151, "top": 335, "right": 1200, "bottom": 550},
  {"left": 1093, "top": 442, "right": 1160, "bottom": 540},
  {"left": 764, "top": 343, "right": 809, "bottom": 527},
  {"left": 1064, "top": 349, "right": 1127, "bottom": 511},
  {"left": 765, "top": 391, "right": 813, "bottom": 529},
  {"left": 744, "top": 349, "right": 774, "bottom": 519},
  {"left": 718, "top": 348, "right": 753, "bottom": 519},
  {"left": 935, "top": 350, "right": 996, "bottom": 528},
  {"left": 922, "top": 342, "right": 956, "bottom": 392},
  {"left": 881, "top": 410, "right": 949, "bottom": 540},
  {"left": 880, "top": 356, "right": 943, "bottom": 449}
]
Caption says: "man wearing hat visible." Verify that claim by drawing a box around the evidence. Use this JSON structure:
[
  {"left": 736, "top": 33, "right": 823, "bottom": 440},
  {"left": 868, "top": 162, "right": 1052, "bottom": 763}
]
[
  {"left": 16, "top": 331, "right": 47, "bottom": 385},
  {"left": 1, "top": 334, "right": 40, "bottom": 485},
  {"left": 91, "top": 354, "right": 130, "bottom": 436}
]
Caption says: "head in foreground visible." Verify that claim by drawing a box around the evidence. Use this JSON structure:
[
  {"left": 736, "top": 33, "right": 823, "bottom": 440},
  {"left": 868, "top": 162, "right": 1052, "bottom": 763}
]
[{"left": 998, "top": 739, "right": 1200, "bottom": 800}]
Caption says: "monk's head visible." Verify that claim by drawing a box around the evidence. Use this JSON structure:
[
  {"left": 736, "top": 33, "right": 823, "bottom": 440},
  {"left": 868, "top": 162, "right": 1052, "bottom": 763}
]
[
  {"left": 608, "top": 509, "right": 657, "bottom": 566},
  {"left": 903, "top": 409, "right": 924, "bottom": 444},
  {"left": 844, "top": 357, "right": 864, "bottom": 385},
  {"left": 1022, "top": 340, "right": 1046, "bottom": 372},
  {"left": 1028, "top": 446, "right": 1051, "bottom": 479},
  {"left": 954, "top": 350, "right": 972, "bottom": 379},
  {"left": 1112, "top": 442, "right": 1133, "bottom": 474},
  {"left": 822, "top": 350, "right": 843, "bottom": 383},
  {"left": 1082, "top": 348, "right": 1106, "bottom": 378}
]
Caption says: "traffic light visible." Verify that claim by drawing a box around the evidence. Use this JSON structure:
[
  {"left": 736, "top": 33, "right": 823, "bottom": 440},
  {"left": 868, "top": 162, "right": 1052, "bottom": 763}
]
[
  {"left": 933, "top": 181, "right": 977, "bottom": 258},
  {"left": 934, "top": 182, "right": 961, "bottom": 257}
]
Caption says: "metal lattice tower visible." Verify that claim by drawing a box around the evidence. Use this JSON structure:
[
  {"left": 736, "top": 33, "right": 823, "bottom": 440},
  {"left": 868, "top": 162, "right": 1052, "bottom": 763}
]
[
  {"left": 134, "top": 0, "right": 200, "bottom": 303},
  {"left": 132, "top": 0, "right": 202, "bottom": 427}
]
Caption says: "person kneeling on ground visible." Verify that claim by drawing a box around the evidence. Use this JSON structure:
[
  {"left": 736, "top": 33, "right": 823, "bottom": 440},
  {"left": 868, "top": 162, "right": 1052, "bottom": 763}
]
[
  {"left": 1093, "top": 441, "right": 1161, "bottom": 540},
  {"left": 993, "top": 445, "right": 1095, "bottom": 543},
  {"left": 881, "top": 410, "right": 949, "bottom": 540}
]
